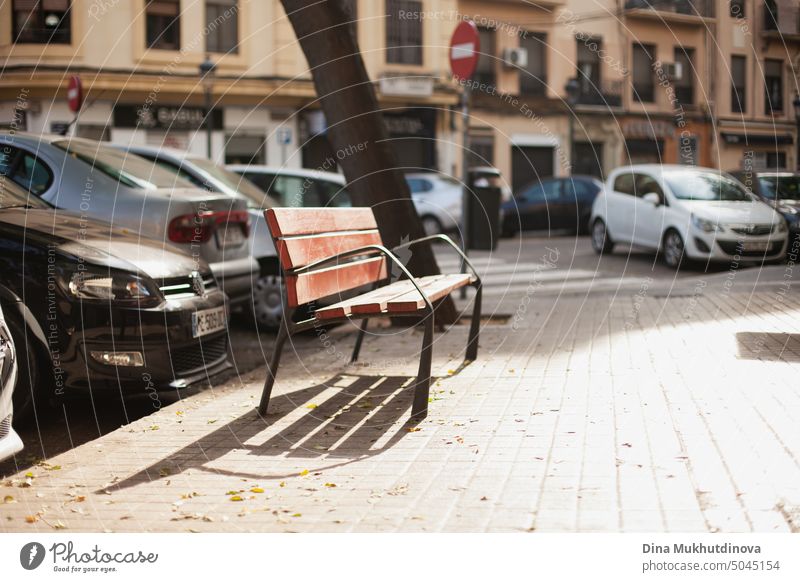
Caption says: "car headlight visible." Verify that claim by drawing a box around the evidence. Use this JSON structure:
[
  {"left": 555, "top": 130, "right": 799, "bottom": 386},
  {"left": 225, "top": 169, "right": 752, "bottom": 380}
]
[
  {"left": 58, "top": 264, "right": 163, "bottom": 307},
  {"left": 777, "top": 220, "right": 788, "bottom": 232},
  {"left": 691, "top": 215, "right": 723, "bottom": 233}
]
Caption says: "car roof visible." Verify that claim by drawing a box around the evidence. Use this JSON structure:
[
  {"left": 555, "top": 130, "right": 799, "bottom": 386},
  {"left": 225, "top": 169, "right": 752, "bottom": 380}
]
[
  {"left": 226, "top": 164, "right": 345, "bottom": 184},
  {"left": 0, "top": 131, "right": 107, "bottom": 149},
  {"left": 119, "top": 144, "right": 200, "bottom": 162}
]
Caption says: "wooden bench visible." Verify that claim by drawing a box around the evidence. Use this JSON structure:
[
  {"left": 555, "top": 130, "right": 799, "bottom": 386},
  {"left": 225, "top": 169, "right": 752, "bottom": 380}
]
[{"left": 257, "top": 207, "right": 482, "bottom": 420}]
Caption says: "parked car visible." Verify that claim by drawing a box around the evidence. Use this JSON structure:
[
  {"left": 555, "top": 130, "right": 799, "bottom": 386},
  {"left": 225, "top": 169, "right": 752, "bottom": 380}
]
[
  {"left": 590, "top": 165, "right": 788, "bottom": 268},
  {"left": 0, "top": 303, "right": 22, "bottom": 461},
  {"left": 116, "top": 146, "right": 286, "bottom": 327},
  {"left": 501, "top": 175, "right": 602, "bottom": 236},
  {"left": 0, "top": 132, "right": 256, "bottom": 306},
  {"left": 226, "top": 165, "right": 352, "bottom": 208},
  {"left": 0, "top": 178, "right": 230, "bottom": 422},
  {"left": 404, "top": 172, "right": 463, "bottom": 235},
  {"left": 728, "top": 171, "right": 800, "bottom": 249}
]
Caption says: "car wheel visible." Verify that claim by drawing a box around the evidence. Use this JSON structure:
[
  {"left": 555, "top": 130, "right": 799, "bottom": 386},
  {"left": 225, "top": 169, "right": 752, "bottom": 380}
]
[
  {"left": 7, "top": 314, "right": 42, "bottom": 426},
  {"left": 421, "top": 215, "right": 443, "bottom": 236},
  {"left": 251, "top": 275, "right": 284, "bottom": 330},
  {"left": 591, "top": 219, "right": 614, "bottom": 255},
  {"left": 663, "top": 230, "right": 685, "bottom": 269}
]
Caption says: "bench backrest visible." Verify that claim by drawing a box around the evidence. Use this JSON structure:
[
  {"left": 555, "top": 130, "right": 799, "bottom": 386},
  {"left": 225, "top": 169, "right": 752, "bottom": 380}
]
[{"left": 265, "top": 207, "right": 387, "bottom": 307}]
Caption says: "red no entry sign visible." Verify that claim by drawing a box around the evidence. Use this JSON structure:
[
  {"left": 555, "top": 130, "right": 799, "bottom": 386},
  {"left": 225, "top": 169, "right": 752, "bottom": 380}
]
[
  {"left": 67, "top": 75, "right": 83, "bottom": 113},
  {"left": 449, "top": 21, "right": 480, "bottom": 81}
]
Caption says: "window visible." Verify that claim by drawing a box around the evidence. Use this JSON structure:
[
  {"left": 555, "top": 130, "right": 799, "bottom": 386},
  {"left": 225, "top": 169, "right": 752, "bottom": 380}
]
[
  {"left": 635, "top": 174, "right": 664, "bottom": 197},
  {"left": 0, "top": 146, "right": 54, "bottom": 196},
  {"left": 766, "top": 152, "right": 787, "bottom": 170},
  {"left": 385, "top": 0, "right": 422, "bottom": 65},
  {"left": 406, "top": 178, "right": 433, "bottom": 193},
  {"left": 764, "top": 0, "right": 779, "bottom": 30},
  {"left": 225, "top": 134, "right": 265, "bottom": 165},
  {"left": 577, "top": 38, "right": 601, "bottom": 99},
  {"left": 13, "top": 0, "right": 71, "bottom": 44},
  {"left": 613, "top": 173, "right": 635, "bottom": 195},
  {"left": 316, "top": 181, "right": 352, "bottom": 207},
  {"left": 674, "top": 47, "right": 695, "bottom": 105},
  {"left": 520, "top": 32, "right": 547, "bottom": 95},
  {"left": 206, "top": 0, "right": 238, "bottom": 53},
  {"left": 146, "top": 0, "right": 180, "bottom": 50},
  {"left": 521, "top": 179, "right": 560, "bottom": 202},
  {"left": 665, "top": 170, "right": 752, "bottom": 201},
  {"left": 764, "top": 59, "right": 783, "bottom": 114},
  {"left": 573, "top": 142, "right": 604, "bottom": 178},
  {"left": 474, "top": 27, "right": 496, "bottom": 86},
  {"left": 632, "top": 44, "right": 655, "bottom": 103},
  {"left": 731, "top": 55, "right": 747, "bottom": 113},
  {"left": 730, "top": 0, "right": 745, "bottom": 17},
  {"left": 269, "top": 175, "right": 322, "bottom": 207}
]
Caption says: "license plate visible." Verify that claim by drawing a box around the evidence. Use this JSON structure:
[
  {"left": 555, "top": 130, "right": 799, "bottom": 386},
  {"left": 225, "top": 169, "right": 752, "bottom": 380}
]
[
  {"left": 740, "top": 241, "right": 769, "bottom": 252},
  {"left": 218, "top": 225, "right": 245, "bottom": 248},
  {"left": 192, "top": 306, "right": 227, "bottom": 338}
]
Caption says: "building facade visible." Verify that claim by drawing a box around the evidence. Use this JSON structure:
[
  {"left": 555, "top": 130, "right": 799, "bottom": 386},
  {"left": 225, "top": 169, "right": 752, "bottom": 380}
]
[{"left": 1, "top": 0, "right": 799, "bottom": 184}]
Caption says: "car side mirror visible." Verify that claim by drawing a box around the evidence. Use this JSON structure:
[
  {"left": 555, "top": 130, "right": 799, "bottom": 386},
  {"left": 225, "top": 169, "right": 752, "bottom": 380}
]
[{"left": 642, "top": 192, "right": 661, "bottom": 206}]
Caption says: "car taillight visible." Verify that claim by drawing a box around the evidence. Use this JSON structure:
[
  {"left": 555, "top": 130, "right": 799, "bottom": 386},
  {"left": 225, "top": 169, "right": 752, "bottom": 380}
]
[{"left": 168, "top": 210, "right": 250, "bottom": 244}]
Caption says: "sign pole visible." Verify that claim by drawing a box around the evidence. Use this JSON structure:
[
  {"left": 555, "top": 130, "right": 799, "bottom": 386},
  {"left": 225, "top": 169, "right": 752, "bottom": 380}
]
[{"left": 459, "top": 85, "right": 472, "bottom": 298}]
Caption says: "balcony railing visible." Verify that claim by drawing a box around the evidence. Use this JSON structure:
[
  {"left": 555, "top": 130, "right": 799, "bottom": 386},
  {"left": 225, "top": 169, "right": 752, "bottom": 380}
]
[
  {"left": 624, "top": 0, "right": 714, "bottom": 18},
  {"left": 575, "top": 80, "right": 623, "bottom": 107}
]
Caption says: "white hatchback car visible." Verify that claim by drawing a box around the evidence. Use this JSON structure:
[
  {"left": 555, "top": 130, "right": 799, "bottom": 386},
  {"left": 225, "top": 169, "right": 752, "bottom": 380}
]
[{"left": 590, "top": 165, "right": 788, "bottom": 267}]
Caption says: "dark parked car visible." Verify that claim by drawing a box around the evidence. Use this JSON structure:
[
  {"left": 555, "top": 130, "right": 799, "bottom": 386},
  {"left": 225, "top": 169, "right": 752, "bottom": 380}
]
[
  {"left": 729, "top": 171, "right": 800, "bottom": 249},
  {"left": 501, "top": 176, "right": 603, "bottom": 236},
  {"left": 0, "top": 303, "right": 22, "bottom": 461},
  {"left": 0, "top": 179, "right": 231, "bottom": 422}
]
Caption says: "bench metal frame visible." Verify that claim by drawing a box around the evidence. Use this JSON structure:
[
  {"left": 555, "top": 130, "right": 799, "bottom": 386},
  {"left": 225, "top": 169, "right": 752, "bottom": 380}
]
[{"left": 257, "top": 233, "right": 482, "bottom": 420}]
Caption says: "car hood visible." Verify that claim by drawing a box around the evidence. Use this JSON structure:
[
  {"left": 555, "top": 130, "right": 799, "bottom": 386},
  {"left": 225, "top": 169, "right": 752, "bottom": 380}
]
[
  {"left": 0, "top": 208, "right": 204, "bottom": 278},
  {"left": 685, "top": 200, "right": 782, "bottom": 225}
]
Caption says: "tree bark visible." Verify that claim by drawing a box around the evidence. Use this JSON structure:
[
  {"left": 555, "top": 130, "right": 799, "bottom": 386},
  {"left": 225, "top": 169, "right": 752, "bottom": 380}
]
[{"left": 280, "top": 0, "right": 458, "bottom": 324}]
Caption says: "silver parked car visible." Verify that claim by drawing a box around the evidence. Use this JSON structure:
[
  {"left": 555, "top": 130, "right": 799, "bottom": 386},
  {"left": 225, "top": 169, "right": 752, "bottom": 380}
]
[
  {"left": 120, "top": 146, "right": 284, "bottom": 328},
  {"left": 0, "top": 133, "right": 256, "bottom": 305},
  {"left": 0, "top": 303, "right": 22, "bottom": 462}
]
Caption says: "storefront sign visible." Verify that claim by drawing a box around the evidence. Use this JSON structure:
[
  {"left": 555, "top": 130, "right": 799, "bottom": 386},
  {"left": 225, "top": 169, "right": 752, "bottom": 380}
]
[
  {"left": 379, "top": 75, "right": 434, "bottom": 97},
  {"left": 721, "top": 132, "right": 793, "bottom": 146},
  {"left": 113, "top": 105, "right": 223, "bottom": 130}
]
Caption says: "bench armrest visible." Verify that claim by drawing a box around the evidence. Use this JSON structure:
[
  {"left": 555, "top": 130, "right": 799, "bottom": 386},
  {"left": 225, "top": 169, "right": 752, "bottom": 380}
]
[
  {"left": 392, "top": 234, "right": 481, "bottom": 284},
  {"left": 291, "top": 244, "right": 436, "bottom": 313}
]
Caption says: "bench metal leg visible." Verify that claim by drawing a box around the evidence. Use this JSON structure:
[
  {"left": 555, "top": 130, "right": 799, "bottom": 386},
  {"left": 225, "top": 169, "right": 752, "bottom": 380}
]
[
  {"left": 466, "top": 282, "right": 482, "bottom": 362},
  {"left": 257, "top": 318, "right": 290, "bottom": 416},
  {"left": 410, "top": 311, "right": 434, "bottom": 420},
  {"left": 350, "top": 319, "right": 368, "bottom": 363}
]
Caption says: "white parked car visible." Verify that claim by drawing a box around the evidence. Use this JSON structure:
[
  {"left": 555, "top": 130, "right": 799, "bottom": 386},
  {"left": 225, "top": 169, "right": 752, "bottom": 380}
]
[
  {"left": 0, "top": 304, "right": 22, "bottom": 463},
  {"left": 404, "top": 172, "right": 463, "bottom": 235},
  {"left": 590, "top": 165, "right": 788, "bottom": 267}
]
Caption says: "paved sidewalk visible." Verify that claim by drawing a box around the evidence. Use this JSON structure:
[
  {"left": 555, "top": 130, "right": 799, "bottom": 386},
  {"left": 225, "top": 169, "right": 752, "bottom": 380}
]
[{"left": 2, "top": 285, "right": 800, "bottom": 532}]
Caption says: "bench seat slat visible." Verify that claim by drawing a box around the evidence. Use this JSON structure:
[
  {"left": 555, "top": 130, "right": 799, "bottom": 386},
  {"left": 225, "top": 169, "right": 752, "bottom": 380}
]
[
  {"left": 313, "top": 274, "right": 473, "bottom": 319},
  {"left": 266, "top": 207, "right": 377, "bottom": 237},
  {"left": 285, "top": 256, "right": 387, "bottom": 307},
  {"left": 277, "top": 230, "right": 382, "bottom": 269}
]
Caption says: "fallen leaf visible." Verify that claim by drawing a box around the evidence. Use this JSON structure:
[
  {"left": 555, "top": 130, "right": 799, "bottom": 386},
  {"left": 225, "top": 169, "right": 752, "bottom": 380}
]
[
  {"left": 306, "top": 404, "right": 318, "bottom": 409},
  {"left": 291, "top": 513, "right": 302, "bottom": 518},
  {"left": 407, "top": 427, "right": 421, "bottom": 433},
  {"left": 207, "top": 419, "right": 218, "bottom": 425},
  {"left": 324, "top": 483, "right": 337, "bottom": 488},
  {"left": 299, "top": 470, "right": 309, "bottom": 477},
  {"left": 250, "top": 487, "right": 264, "bottom": 494},
  {"left": 159, "top": 468, "right": 171, "bottom": 477},
  {"left": 3, "top": 495, "right": 14, "bottom": 504},
  {"left": 25, "top": 515, "right": 38, "bottom": 523},
  {"left": 229, "top": 495, "right": 244, "bottom": 502},
  {"left": 53, "top": 520, "right": 66, "bottom": 530}
]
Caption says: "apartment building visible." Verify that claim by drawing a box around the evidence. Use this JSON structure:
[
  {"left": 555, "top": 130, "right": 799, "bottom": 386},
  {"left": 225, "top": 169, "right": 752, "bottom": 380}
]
[
  {"left": 1, "top": 0, "right": 798, "bottom": 182},
  {"left": 459, "top": 0, "right": 800, "bottom": 187},
  {"left": 0, "top": 0, "right": 459, "bottom": 171}
]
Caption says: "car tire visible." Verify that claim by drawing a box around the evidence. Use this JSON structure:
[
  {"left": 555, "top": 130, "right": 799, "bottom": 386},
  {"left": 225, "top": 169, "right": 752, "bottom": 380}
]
[
  {"left": 591, "top": 219, "right": 614, "bottom": 255},
  {"left": 250, "top": 274, "right": 284, "bottom": 331},
  {"left": 421, "top": 215, "right": 444, "bottom": 236},
  {"left": 6, "top": 314, "right": 43, "bottom": 426},
  {"left": 662, "top": 229, "right": 685, "bottom": 269}
]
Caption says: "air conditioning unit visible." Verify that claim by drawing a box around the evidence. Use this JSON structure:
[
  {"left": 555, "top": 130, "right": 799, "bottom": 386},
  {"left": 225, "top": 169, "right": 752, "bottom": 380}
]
[
  {"left": 662, "top": 62, "right": 683, "bottom": 81},
  {"left": 502, "top": 47, "right": 528, "bottom": 69}
]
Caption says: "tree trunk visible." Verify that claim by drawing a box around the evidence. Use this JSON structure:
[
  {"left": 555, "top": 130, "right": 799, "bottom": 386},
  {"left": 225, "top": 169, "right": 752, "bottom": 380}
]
[{"left": 280, "top": 0, "right": 458, "bottom": 324}]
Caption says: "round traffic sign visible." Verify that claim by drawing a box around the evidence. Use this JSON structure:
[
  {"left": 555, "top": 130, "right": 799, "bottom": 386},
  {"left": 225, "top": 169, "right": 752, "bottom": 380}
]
[
  {"left": 449, "top": 21, "right": 480, "bottom": 81},
  {"left": 67, "top": 75, "right": 83, "bottom": 113}
]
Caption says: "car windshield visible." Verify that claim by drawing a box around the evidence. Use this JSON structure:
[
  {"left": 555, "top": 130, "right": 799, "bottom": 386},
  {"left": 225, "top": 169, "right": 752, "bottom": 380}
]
[
  {"left": 0, "top": 177, "right": 51, "bottom": 209},
  {"left": 759, "top": 175, "right": 800, "bottom": 201},
  {"left": 665, "top": 170, "right": 753, "bottom": 202},
  {"left": 188, "top": 158, "right": 276, "bottom": 208},
  {"left": 53, "top": 140, "right": 195, "bottom": 189}
]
